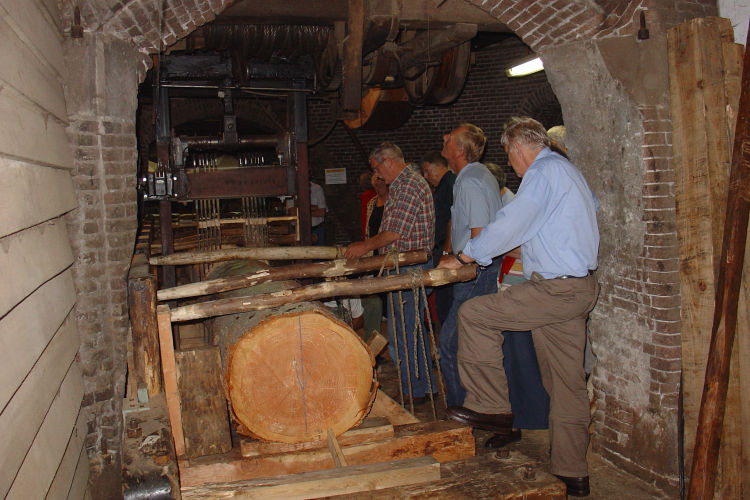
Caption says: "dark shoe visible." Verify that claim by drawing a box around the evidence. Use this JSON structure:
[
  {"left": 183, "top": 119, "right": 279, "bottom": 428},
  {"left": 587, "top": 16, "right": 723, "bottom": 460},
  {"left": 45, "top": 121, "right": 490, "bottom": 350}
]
[
  {"left": 484, "top": 429, "right": 522, "bottom": 448},
  {"left": 445, "top": 406, "right": 513, "bottom": 432},
  {"left": 554, "top": 475, "right": 590, "bottom": 497}
]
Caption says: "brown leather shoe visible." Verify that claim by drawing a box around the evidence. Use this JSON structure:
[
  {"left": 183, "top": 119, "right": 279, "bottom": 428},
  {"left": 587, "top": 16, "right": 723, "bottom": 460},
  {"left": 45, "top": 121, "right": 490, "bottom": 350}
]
[
  {"left": 445, "top": 406, "right": 513, "bottom": 432},
  {"left": 484, "top": 429, "right": 522, "bottom": 448},
  {"left": 554, "top": 475, "right": 590, "bottom": 497}
]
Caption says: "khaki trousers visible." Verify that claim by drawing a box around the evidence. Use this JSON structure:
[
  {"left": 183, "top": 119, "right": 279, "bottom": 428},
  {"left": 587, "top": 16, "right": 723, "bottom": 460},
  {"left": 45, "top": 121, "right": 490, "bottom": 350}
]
[{"left": 457, "top": 272, "right": 599, "bottom": 477}]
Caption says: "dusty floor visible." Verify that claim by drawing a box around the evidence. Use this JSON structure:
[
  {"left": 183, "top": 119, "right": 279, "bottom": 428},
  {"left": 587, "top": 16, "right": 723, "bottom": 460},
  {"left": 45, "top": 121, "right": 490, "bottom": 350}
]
[{"left": 374, "top": 355, "right": 671, "bottom": 499}]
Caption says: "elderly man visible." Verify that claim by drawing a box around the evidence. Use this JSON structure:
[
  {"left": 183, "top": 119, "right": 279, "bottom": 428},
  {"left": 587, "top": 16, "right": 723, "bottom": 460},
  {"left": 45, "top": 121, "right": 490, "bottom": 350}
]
[
  {"left": 440, "top": 117, "right": 599, "bottom": 497},
  {"left": 436, "top": 123, "right": 503, "bottom": 407},
  {"left": 345, "top": 142, "right": 436, "bottom": 403}
]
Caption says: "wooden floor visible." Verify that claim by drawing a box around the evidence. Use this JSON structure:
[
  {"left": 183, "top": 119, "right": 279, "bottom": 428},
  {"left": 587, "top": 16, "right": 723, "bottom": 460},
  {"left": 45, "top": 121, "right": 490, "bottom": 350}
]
[{"left": 122, "top": 392, "right": 565, "bottom": 499}]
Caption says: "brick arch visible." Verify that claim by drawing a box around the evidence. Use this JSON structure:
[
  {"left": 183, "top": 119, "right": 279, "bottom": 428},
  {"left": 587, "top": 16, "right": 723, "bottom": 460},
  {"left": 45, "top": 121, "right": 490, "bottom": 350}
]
[{"left": 515, "top": 84, "right": 562, "bottom": 128}]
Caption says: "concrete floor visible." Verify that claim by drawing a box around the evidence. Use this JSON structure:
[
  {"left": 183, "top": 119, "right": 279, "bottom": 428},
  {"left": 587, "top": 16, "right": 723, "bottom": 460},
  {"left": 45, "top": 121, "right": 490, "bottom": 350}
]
[{"left": 375, "top": 357, "right": 670, "bottom": 499}]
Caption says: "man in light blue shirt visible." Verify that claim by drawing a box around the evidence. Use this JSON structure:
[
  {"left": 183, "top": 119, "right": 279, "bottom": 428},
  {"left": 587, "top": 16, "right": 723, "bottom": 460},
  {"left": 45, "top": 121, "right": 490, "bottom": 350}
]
[
  {"left": 436, "top": 123, "right": 502, "bottom": 407},
  {"left": 440, "top": 117, "right": 599, "bottom": 497}
]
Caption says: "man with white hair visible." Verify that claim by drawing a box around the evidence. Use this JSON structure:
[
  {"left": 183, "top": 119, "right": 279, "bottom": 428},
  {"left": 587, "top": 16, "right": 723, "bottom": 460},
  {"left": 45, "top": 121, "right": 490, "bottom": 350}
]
[{"left": 440, "top": 117, "right": 599, "bottom": 497}]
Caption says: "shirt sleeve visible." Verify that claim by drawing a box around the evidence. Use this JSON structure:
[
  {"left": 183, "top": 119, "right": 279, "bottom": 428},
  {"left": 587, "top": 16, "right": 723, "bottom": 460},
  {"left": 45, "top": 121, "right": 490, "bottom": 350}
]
[{"left": 463, "top": 169, "right": 549, "bottom": 265}]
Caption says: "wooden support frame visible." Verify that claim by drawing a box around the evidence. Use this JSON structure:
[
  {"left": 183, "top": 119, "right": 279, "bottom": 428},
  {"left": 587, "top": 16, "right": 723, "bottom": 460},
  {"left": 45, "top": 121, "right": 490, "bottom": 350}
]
[
  {"left": 156, "top": 305, "right": 186, "bottom": 458},
  {"left": 177, "top": 420, "right": 472, "bottom": 487}
]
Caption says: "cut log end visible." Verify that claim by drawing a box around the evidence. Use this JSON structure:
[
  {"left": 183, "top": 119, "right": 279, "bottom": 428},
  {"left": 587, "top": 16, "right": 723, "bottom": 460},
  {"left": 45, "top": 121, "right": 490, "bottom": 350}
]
[{"left": 226, "top": 310, "right": 377, "bottom": 443}]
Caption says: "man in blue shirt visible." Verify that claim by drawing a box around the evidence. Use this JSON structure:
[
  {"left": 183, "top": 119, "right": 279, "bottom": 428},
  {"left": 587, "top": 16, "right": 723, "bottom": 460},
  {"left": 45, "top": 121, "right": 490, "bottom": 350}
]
[
  {"left": 437, "top": 123, "right": 503, "bottom": 407},
  {"left": 439, "top": 117, "right": 599, "bottom": 497}
]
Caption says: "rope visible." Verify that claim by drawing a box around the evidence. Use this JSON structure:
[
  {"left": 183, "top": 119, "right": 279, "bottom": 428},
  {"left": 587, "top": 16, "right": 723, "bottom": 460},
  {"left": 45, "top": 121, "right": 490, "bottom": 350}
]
[{"left": 421, "top": 283, "right": 447, "bottom": 410}]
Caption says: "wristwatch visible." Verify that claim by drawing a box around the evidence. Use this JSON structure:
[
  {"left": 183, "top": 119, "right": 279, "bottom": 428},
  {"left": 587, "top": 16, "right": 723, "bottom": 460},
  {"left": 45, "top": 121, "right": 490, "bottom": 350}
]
[{"left": 455, "top": 251, "right": 469, "bottom": 265}]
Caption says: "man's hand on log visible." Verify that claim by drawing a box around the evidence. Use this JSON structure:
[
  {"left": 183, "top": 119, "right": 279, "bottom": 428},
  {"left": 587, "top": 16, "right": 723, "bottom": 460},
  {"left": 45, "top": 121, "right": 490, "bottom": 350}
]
[
  {"left": 438, "top": 253, "right": 473, "bottom": 270},
  {"left": 345, "top": 241, "right": 369, "bottom": 259}
]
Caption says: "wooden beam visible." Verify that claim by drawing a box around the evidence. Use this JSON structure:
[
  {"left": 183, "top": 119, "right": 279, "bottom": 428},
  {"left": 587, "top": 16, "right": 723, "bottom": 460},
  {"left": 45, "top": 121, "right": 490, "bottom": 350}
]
[
  {"left": 150, "top": 246, "right": 346, "bottom": 266},
  {"left": 327, "top": 429, "right": 348, "bottom": 467},
  {"left": 368, "top": 389, "right": 419, "bottom": 425},
  {"left": 688, "top": 21, "right": 750, "bottom": 499},
  {"left": 170, "top": 266, "right": 477, "bottom": 321},
  {"left": 342, "top": 0, "right": 364, "bottom": 111},
  {"left": 157, "top": 250, "right": 427, "bottom": 300},
  {"left": 241, "top": 417, "right": 394, "bottom": 457},
  {"left": 181, "top": 456, "right": 440, "bottom": 499},
  {"left": 179, "top": 420, "right": 472, "bottom": 487},
  {"left": 128, "top": 253, "right": 162, "bottom": 395},
  {"left": 156, "top": 305, "right": 186, "bottom": 458}
]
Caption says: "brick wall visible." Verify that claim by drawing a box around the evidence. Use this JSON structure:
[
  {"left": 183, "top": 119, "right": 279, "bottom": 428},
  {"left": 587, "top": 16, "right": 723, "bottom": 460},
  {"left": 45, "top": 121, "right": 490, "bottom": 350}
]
[
  {"left": 308, "top": 36, "right": 562, "bottom": 245},
  {"left": 63, "top": 33, "right": 141, "bottom": 486}
]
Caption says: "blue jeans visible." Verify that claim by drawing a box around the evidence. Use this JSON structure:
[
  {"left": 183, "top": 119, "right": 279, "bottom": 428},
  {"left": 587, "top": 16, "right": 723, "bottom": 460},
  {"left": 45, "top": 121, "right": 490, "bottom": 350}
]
[
  {"left": 386, "top": 260, "right": 436, "bottom": 398},
  {"left": 440, "top": 259, "right": 500, "bottom": 406}
]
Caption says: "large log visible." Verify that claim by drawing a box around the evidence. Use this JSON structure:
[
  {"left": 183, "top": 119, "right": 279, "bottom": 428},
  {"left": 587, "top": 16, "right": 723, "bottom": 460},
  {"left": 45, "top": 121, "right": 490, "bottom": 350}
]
[
  {"left": 226, "top": 309, "right": 377, "bottom": 444},
  {"left": 157, "top": 250, "right": 427, "bottom": 300},
  {"left": 171, "top": 265, "right": 477, "bottom": 322},
  {"left": 150, "top": 246, "right": 345, "bottom": 266}
]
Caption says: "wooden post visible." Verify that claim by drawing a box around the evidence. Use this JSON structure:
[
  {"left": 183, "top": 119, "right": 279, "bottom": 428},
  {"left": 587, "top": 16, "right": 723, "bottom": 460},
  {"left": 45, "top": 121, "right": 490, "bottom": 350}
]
[
  {"left": 688, "top": 23, "right": 750, "bottom": 499},
  {"left": 156, "top": 305, "right": 186, "bottom": 458},
  {"left": 127, "top": 253, "right": 162, "bottom": 396}
]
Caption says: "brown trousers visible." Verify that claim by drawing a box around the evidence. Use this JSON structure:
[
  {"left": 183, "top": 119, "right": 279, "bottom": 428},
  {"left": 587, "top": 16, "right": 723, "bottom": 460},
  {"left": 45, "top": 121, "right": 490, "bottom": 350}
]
[{"left": 457, "top": 272, "right": 599, "bottom": 477}]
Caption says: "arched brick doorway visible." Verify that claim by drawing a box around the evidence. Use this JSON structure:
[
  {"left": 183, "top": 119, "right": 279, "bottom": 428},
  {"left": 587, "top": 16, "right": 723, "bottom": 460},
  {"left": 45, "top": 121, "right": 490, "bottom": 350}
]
[{"left": 61, "top": 0, "right": 717, "bottom": 494}]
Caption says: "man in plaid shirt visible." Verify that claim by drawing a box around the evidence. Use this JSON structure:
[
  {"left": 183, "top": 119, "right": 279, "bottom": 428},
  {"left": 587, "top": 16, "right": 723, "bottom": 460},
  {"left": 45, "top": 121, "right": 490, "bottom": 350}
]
[{"left": 346, "top": 142, "right": 436, "bottom": 402}]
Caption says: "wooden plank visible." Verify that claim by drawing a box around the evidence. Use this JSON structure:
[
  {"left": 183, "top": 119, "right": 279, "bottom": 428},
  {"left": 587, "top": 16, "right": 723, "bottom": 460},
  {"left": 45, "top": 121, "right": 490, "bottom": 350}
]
[
  {"left": 0, "top": 159, "right": 77, "bottom": 239},
  {"left": 0, "top": 86, "right": 73, "bottom": 169},
  {"left": 0, "top": 219, "right": 74, "bottom": 317},
  {"left": 0, "top": 0, "right": 66, "bottom": 78},
  {"left": 368, "top": 389, "right": 419, "bottom": 425},
  {"left": 179, "top": 420, "right": 474, "bottom": 487},
  {"left": 667, "top": 18, "right": 736, "bottom": 490},
  {"left": 687, "top": 27, "right": 750, "bottom": 499},
  {"left": 45, "top": 410, "right": 87, "bottom": 500},
  {"left": 240, "top": 417, "right": 394, "bottom": 457},
  {"left": 0, "top": 316, "right": 78, "bottom": 497},
  {"left": 65, "top": 446, "right": 90, "bottom": 500},
  {"left": 36, "top": 0, "right": 63, "bottom": 33},
  {"left": 722, "top": 39, "right": 750, "bottom": 497},
  {"left": 157, "top": 305, "right": 187, "bottom": 458},
  {"left": 4, "top": 361, "right": 83, "bottom": 499},
  {"left": 175, "top": 345, "right": 232, "bottom": 458},
  {"left": 128, "top": 253, "right": 162, "bottom": 395},
  {"left": 327, "top": 429, "right": 348, "bottom": 467},
  {"left": 0, "top": 269, "right": 75, "bottom": 409},
  {"left": 341, "top": 453, "right": 566, "bottom": 499},
  {"left": 181, "top": 456, "right": 440, "bottom": 499},
  {"left": 0, "top": 14, "right": 67, "bottom": 121}
]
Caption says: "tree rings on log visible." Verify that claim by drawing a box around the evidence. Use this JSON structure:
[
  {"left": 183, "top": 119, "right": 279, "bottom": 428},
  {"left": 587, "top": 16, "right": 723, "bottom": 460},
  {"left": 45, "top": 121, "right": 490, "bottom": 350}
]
[{"left": 226, "top": 309, "right": 378, "bottom": 443}]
